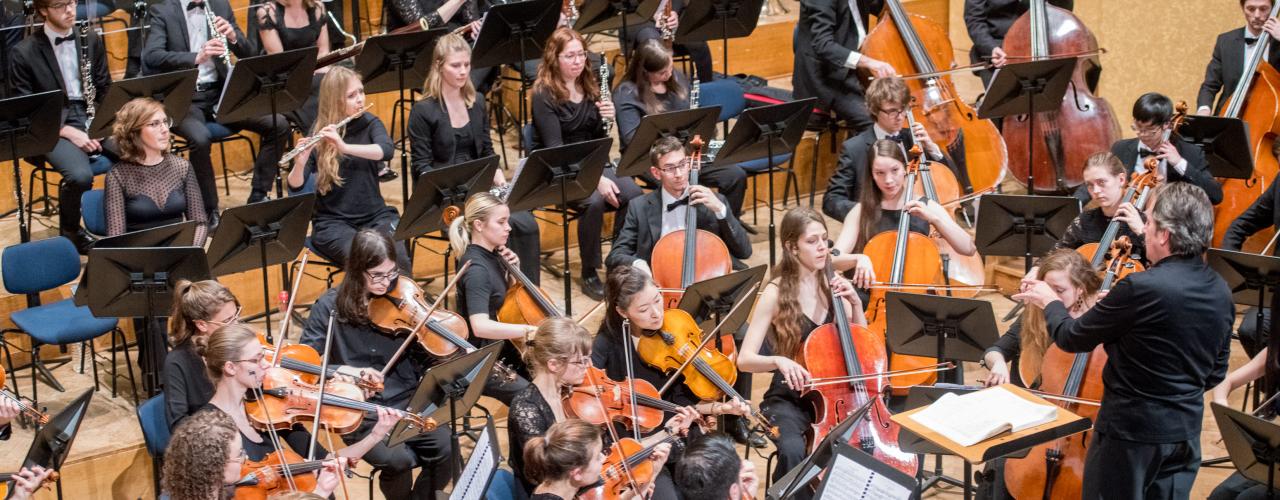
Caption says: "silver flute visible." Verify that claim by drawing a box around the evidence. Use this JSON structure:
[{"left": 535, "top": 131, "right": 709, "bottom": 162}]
[{"left": 278, "top": 105, "right": 373, "bottom": 167}]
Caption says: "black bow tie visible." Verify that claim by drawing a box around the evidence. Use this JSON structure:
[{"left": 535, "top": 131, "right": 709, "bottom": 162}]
[
  {"left": 1139, "top": 149, "right": 1158, "bottom": 158},
  {"left": 666, "top": 197, "right": 689, "bottom": 212},
  {"left": 53, "top": 35, "right": 73, "bottom": 45},
  {"left": 1247, "top": 36, "right": 1260, "bottom": 46},
  {"left": 186, "top": 1, "right": 205, "bottom": 10}
]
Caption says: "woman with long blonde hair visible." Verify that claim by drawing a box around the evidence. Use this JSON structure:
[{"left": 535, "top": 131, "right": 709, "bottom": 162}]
[{"left": 286, "top": 67, "right": 406, "bottom": 270}]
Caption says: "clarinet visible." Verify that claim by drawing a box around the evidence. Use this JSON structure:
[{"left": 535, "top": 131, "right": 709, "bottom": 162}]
[
  {"left": 690, "top": 71, "right": 700, "bottom": 109},
  {"left": 600, "top": 56, "right": 613, "bottom": 135},
  {"left": 206, "top": 8, "right": 232, "bottom": 71},
  {"left": 76, "top": 20, "right": 95, "bottom": 124}
]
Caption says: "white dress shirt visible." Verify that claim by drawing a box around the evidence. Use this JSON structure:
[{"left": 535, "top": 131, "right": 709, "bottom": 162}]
[
  {"left": 183, "top": 0, "right": 218, "bottom": 84},
  {"left": 1135, "top": 141, "right": 1187, "bottom": 179},
  {"left": 842, "top": 0, "right": 867, "bottom": 69},
  {"left": 43, "top": 25, "right": 82, "bottom": 101}
]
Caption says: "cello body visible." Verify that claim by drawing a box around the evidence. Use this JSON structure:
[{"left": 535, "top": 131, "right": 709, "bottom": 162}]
[
  {"left": 860, "top": 0, "right": 1008, "bottom": 196},
  {"left": 1002, "top": 2, "right": 1120, "bottom": 194},
  {"left": 651, "top": 229, "right": 733, "bottom": 309},
  {"left": 1213, "top": 64, "right": 1280, "bottom": 252},
  {"left": 864, "top": 230, "right": 944, "bottom": 393}
]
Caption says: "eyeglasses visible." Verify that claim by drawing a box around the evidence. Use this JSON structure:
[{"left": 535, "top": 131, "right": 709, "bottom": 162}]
[
  {"left": 366, "top": 270, "right": 400, "bottom": 284},
  {"left": 205, "top": 305, "right": 243, "bottom": 328},
  {"left": 559, "top": 51, "right": 587, "bottom": 62},
  {"left": 658, "top": 160, "right": 691, "bottom": 175},
  {"left": 1130, "top": 122, "right": 1165, "bottom": 137},
  {"left": 230, "top": 353, "right": 266, "bottom": 365},
  {"left": 144, "top": 117, "right": 174, "bottom": 130},
  {"left": 48, "top": 1, "right": 74, "bottom": 9},
  {"left": 877, "top": 107, "right": 907, "bottom": 117}
]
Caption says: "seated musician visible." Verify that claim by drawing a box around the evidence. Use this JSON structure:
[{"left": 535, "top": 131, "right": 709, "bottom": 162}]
[
  {"left": 793, "top": 0, "right": 893, "bottom": 130},
  {"left": 385, "top": 0, "right": 474, "bottom": 32},
  {"left": 673, "top": 433, "right": 760, "bottom": 500},
  {"left": 1198, "top": 0, "right": 1280, "bottom": 115},
  {"left": 532, "top": 27, "right": 645, "bottom": 300},
  {"left": 832, "top": 139, "right": 977, "bottom": 268},
  {"left": 256, "top": 0, "right": 332, "bottom": 133},
  {"left": 10, "top": 0, "right": 112, "bottom": 253},
  {"left": 623, "top": 1, "right": 713, "bottom": 84},
  {"left": 522, "top": 419, "right": 615, "bottom": 500},
  {"left": 962, "top": 0, "right": 1074, "bottom": 87},
  {"left": 1210, "top": 346, "right": 1280, "bottom": 499},
  {"left": 614, "top": 40, "right": 748, "bottom": 219},
  {"left": 299, "top": 229, "right": 454, "bottom": 497},
  {"left": 1222, "top": 178, "right": 1280, "bottom": 359},
  {"left": 285, "top": 67, "right": 408, "bottom": 271},
  {"left": 736, "top": 207, "right": 865, "bottom": 484},
  {"left": 409, "top": 33, "right": 542, "bottom": 283},
  {"left": 105, "top": 98, "right": 209, "bottom": 243},
  {"left": 162, "top": 406, "right": 347, "bottom": 500},
  {"left": 605, "top": 136, "right": 752, "bottom": 276},
  {"left": 1080, "top": 92, "right": 1221, "bottom": 205},
  {"left": 163, "top": 279, "right": 240, "bottom": 429},
  {"left": 142, "top": 0, "right": 289, "bottom": 207},
  {"left": 822, "top": 76, "right": 950, "bottom": 222},
  {"left": 508, "top": 316, "right": 697, "bottom": 494}
]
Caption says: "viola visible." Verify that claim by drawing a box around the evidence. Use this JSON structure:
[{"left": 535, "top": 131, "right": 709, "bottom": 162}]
[
  {"left": 636, "top": 308, "right": 778, "bottom": 438},
  {"left": 579, "top": 433, "right": 681, "bottom": 500},
  {"left": 651, "top": 136, "right": 733, "bottom": 310},
  {"left": 801, "top": 246, "right": 917, "bottom": 476},
  {"left": 566, "top": 366, "right": 685, "bottom": 433},
  {"left": 368, "top": 275, "right": 479, "bottom": 358},
  {"left": 246, "top": 367, "right": 437, "bottom": 435},
  {"left": 1002, "top": 0, "right": 1120, "bottom": 194},
  {"left": 863, "top": 145, "right": 945, "bottom": 393},
  {"left": 232, "top": 439, "right": 319, "bottom": 500},
  {"left": 0, "top": 365, "right": 49, "bottom": 426},
  {"left": 1212, "top": 13, "right": 1280, "bottom": 253},
  {"left": 257, "top": 334, "right": 384, "bottom": 393},
  {"left": 861, "top": 0, "right": 1009, "bottom": 196}
]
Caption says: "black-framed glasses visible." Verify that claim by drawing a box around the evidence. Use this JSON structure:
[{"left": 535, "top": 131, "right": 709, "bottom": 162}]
[
  {"left": 230, "top": 353, "right": 266, "bottom": 365},
  {"left": 658, "top": 159, "right": 691, "bottom": 175},
  {"left": 366, "top": 270, "right": 399, "bottom": 284}
]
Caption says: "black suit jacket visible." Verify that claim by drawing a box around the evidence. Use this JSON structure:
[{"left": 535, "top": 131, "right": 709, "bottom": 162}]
[
  {"left": 606, "top": 189, "right": 751, "bottom": 269},
  {"left": 10, "top": 26, "right": 111, "bottom": 126},
  {"left": 963, "top": 0, "right": 1073, "bottom": 65},
  {"left": 822, "top": 127, "right": 949, "bottom": 220},
  {"left": 791, "top": 0, "right": 882, "bottom": 106},
  {"left": 1223, "top": 177, "right": 1280, "bottom": 252},
  {"left": 1046, "top": 255, "right": 1233, "bottom": 443},
  {"left": 1100, "top": 137, "right": 1223, "bottom": 205},
  {"left": 407, "top": 96, "right": 495, "bottom": 179},
  {"left": 1198, "top": 27, "right": 1280, "bottom": 113},
  {"left": 141, "top": 0, "right": 258, "bottom": 79}
]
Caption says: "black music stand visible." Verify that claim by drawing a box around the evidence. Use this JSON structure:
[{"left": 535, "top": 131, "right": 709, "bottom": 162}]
[
  {"left": 767, "top": 398, "right": 876, "bottom": 500},
  {"left": 205, "top": 195, "right": 315, "bottom": 345},
  {"left": 810, "top": 442, "right": 920, "bottom": 500},
  {"left": 86, "top": 69, "right": 197, "bottom": 139},
  {"left": 675, "top": 0, "right": 766, "bottom": 79},
  {"left": 1214, "top": 402, "right": 1280, "bottom": 499},
  {"left": 676, "top": 264, "right": 766, "bottom": 338},
  {"left": 615, "top": 106, "right": 721, "bottom": 177},
  {"left": 390, "top": 343, "right": 501, "bottom": 481},
  {"left": 975, "top": 194, "right": 1079, "bottom": 272},
  {"left": 73, "top": 221, "right": 199, "bottom": 307},
  {"left": 471, "top": 0, "right": 559, "bottom": 149},
  {"left": 885, "top": 292, "right": 996, "bottom": 386},
  {"left": 1179, "top": 115, "right": 1254, "bottom": 180},
  {"left": 396, "top": 155, "right": 499, "bottom": 301},
  {"left": 0, "top": 91, "right": 62, "bottom": 243},
  {"left": 507, "top": 137, "right": 612, "bottom": 316},
  {"left": 977, "top": 58, "right": 1077, "bottom": 195},
  {"left": 85, "top": 247, "right": 210, "bottom": 397},
  {"left": 215, "top": 47, "right": 317, "bottom": 198},
  {"left": 356, "top": 27, "right": 450, "bottom": 203},
  {"left": 712, "top": 97, "right": 815, "bottom": 266},
  {"left": 574, "top": 0, "right": 660, "bottom": 60},
  {"left": 19, "top": 388, "right": 92, "bottom": 499}
]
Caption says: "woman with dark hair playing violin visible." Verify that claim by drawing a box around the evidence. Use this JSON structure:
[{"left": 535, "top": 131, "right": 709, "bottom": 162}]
[{"left": 736, "top": 207, "right": 868, "bottom": 484}]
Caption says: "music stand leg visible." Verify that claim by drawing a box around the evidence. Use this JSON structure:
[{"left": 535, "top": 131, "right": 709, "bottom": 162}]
[
  {"left": 258, "top": 239, "right": 275, "bottom": 344},
  {"left": 964, "top": 461, "right": 974, "bottom": 500},
  {"left": 558, "top": 177, "right": 573, "bottom": 315},
  {"left": 767, "top": 140, "right": 776, "bottom": 267},
  {"left": 397, "top": 62, "right": 412, "bottom": 208}
]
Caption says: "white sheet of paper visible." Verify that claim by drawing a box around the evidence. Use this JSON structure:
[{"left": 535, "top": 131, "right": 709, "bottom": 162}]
[{"left": 819, "top": 451, "right": 913, "bottom": 500}]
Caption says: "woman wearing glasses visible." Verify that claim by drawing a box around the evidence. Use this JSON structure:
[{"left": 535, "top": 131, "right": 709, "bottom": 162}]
[
  {"left": 105, "top": 97, "right": 208, "bottom": 243},
  {"left": 162, "top": 279, "right": 241, "bottom": 429}
]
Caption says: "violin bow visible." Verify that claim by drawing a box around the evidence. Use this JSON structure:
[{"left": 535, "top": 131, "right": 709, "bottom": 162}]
[
  {"left": 656, "top": 282, "right": 760, "bottom": 398},
  {"left": 585, "top": 363, "right": 647, "bottom": 499},
  {"left": 1262, "top": 230, "right": 1280, "bottom": 256},
  {"left": 277, "top": 249, "right": 311, "bottom": 344},
  {"left": 380, "top": 261, "right": 473, "bottom": 378},
  {"left": 308, "top": 314, "right": 337, "bottom": 461},
  {"left": 251, "top": 382, "right": 300, "bottom": 492},
  {"left": 620, "top": 319, "right": 642, "bottom": 442}
]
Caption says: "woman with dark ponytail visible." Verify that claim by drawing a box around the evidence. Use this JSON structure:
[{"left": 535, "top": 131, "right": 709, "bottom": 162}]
[
  {"left": 522, "top": 419, "right": 608, "bottom": 499},
  {"left": 162, "top": 279, "right": 239, "bottom": 429}
]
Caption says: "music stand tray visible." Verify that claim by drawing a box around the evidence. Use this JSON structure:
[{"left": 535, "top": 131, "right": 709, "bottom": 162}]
[
  {"left": 1213, "top": 401, "right": 1280, "bottom": 495},
  {"left": 676, "top": 264, "right": 767, "bottom": 334},
  {"left": 87, "top": 69, "right": 197, "bottom": 139},
  {"left": 396, "top": 155, "right": 499, "bottom": 241},
  {"left": 975, "top": 194, "right": 1080, "bottom": 272},
  {"left": 73, "top": 221, "right": 200, "bottom": 307},
  {"left": 616, "top": 107, "right": 721, "bottom": 178},
  {"left": 767, "top": 398, "right": 877, "bottom": 500},
  {"left": 356, "top": 28, "right": 450, "bottom": 95},
  {"left": 215, "top": 47, "right": 317, "bottom": 123},
  {"left": 0, "top": 91, "right": 64, "bottom": 242},
  {"left": 1179, "top": 115, "right": 1254, "bottom": 180},
  {"left": 471, "top": 0, "right": 560, "bottom": 70},
  {"left": 676, "top": 0, "right": 766, "bottom": 43}
]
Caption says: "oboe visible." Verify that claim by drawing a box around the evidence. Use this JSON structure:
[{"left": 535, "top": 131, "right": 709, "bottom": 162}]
[
  {"left": 278, "top": 105, "right": 373, "bottom": 167},
  {"left": 690, "top": 68, "right": 699, "bottom": 109},
  {"left": 599, "top": 56, "right": 613, "bottom": 135},
  {"left": 76, "top": 20, "right": 95, "bottom": 124},
  {"left": 206, "top": 9, "right": 232, "bottom": 70}
]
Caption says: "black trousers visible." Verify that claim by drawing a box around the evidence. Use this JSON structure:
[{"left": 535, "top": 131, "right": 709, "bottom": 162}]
[
  {"left": 1209, "top": 472, "right": 1277, "bottom": 500},
  {"left": 42, "top": 103, "right": 112, "bottom": 236},
  {"left": 1238, "top": 307, "right": 1272, "bottom": 358},
  {"left": 343, "top": 410, "right": 454, "bottom": 498},
  {"left": 1082, "top": 432, "right": 1199, "bottom": 499},
  {"left": 508, "top": 210, "right": 542, "bottom": 286},
  {"left": 760, "top": 396, "right": 813, "bottom": 484},
  {"left": 175, "top": 87, "right": 290, "bottom": 210},
  {"left": 576, "top": 169, "right": 644, "bottom": 272},
  {"left": 312, "top": 208, "right": 412, "bottom": 272}
]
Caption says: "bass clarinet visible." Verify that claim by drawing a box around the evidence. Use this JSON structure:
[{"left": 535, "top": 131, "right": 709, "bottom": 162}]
[{"left": 278, "top": 105, "right": 373, "bottom": 167}]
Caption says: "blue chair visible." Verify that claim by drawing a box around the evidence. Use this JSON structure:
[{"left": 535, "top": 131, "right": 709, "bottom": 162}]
[
  {"left": 136, "top": 393, "right": 169, "bottom": 495},
  {"left": 697, "top": 79, "right": 800, "bottom": 223},
  {"left": 26, "top": 154, "right": 114, "bottom": 240},
  {"left": 485, "top": 469, "right": 528, "bottom": 500},
  {"left": 0, "top": 237, "right": 135, "bottom": 408},
  {"left": 81, "top": 190, "right": 107, "bottom": 237}
]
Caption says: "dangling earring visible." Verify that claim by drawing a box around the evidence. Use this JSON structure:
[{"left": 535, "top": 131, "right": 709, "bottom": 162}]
[{"left": 1072, "top": 296, "right": 1085, "bottom": 312}]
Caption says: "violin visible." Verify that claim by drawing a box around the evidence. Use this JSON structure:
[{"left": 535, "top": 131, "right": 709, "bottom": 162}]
[
  {"left": 233, "top": 438, "right": 319, "bottom": 500},
  {"left": 1002, "top": 0, "right": 1120, "bottom": 194},
  {"left": 579, "top": 433, "right": 682, "bottom": 500},
  {"left": 863, "top": 145, "right": 945, "bottom": 393},
  {"left": 860, "top": 0, "right": 1009, "bottom": 196},
  {"left": 0, "top": 365, "right": 49, "bottom": 426},
  {"left": 247, "top": 367, "right": 437, "bottom": 435},
  {"left": 257, "top": 334, "right": 384, "bottom": 393},
  {"left": 801, "top": 245, "right": 917, "bottom": 476},
  {"left": 369, "top": 276, "right": 479, "bottom": 358},
  {"left": 566, "top": 366, "right": 685, "bottom": 433},
  {"left": 636, "top": 308, "right": 778, "bottom": 438},
  {"left": 650, "top": 136, "right": 733, "bottom": 310}
]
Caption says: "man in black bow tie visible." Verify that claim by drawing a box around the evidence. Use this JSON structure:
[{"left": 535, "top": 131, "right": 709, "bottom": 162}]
[
  {"left": 1197, "top": 0, "right": 1280, "bottom": 115},
  {"left": 606, "top": 135, "right": 752, "bottom": 274}
]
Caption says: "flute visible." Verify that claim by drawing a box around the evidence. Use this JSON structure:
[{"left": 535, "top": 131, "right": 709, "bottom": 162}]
[{"left": 278, "top": 105, "right": 373, "bottom": 167}]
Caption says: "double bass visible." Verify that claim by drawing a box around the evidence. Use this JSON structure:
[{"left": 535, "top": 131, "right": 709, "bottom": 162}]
[
  {"left": 1002, "top": 0, "right": 1120, "bottom": 194},
  {"left": 860, "top": 0, "right": 1009, "bottom": 196}
]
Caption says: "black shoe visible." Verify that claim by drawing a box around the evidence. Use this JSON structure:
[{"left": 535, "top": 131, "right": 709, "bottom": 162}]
[
  {"left": 742, "top": 223, "right": 759, "bottom": 235},
  {"left": 732, "top": 258, "right": 748, "bottom": 271},
  {"left": 207, "top": 211, "right": 221, "bottom": 234},
  {"left": 377, "top": 163, "right": 398, "bottom": 182},
  {"left": 728, "top": 417, "right": 767, "bottom": 448},
  {"left": 247, "top": 192, "right": 269, "bottom": 204},
  {"left": 581, "top": 270, "right": 605, "bottom": 301},
  {"left": 64, "top": 230, "right": 95, "bottom": 255}
]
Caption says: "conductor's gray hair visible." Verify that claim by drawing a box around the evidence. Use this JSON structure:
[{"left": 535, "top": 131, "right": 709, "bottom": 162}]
[{"left": 1149, "top": 182, "right": 1213, "bottom": 257}]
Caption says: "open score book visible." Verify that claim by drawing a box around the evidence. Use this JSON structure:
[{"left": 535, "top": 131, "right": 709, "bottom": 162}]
[{"left": 907, "top": 385, "right": 1059, "bottom": 447}]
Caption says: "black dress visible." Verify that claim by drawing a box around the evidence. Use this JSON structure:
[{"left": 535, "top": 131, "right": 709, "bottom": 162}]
[
  {"left": 508, "top": 383, "right": 558, "bottom": 493},
  {"left": 162, "top": 340, "right": 215, "bottom": 429},
  {"left": 258, "top": 2, "right": 324, "bottom": 130},
  {"left": 457, "top": 243, "right": 530, "bottom": 379},
  {"left": 759, "top": 293, "right": 833, "bottom": 485},
  {"left": 985, "top": 317, "right": 1029, "bottom": 388},
  {"left": 104, "top": 154, "right": 209, "bottom": 242},
  {"left": 870, "top": 206, "right": 932, "bottom": 238}
]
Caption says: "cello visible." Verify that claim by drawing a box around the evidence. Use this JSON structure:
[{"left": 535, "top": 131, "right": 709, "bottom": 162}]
[
  {"left": 802, "top": 242, "right": 917, "bottom": 475},
  {"left": 1002, "top": 0, "right": 1120, "bottom": 194},
  {"left": 1213, "top": 0, "right": 1280, "bottom": 252},
  {"left": 1075, "top": 171, "right": 1159, "bottom": 276},
  {"left": 860, "top": 0, "right": 1009, "bottom": 196},
  {"left": 650, "top": 136, "right": 733, "bottom": 310}
]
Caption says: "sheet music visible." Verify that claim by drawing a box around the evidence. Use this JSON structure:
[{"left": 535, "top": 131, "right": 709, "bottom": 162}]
[
  {"left": 819, "top": 451, "right": 912, "bottom": 500},
  {"left": 451, "top": 425, "right": 497, "bottom": 500}
]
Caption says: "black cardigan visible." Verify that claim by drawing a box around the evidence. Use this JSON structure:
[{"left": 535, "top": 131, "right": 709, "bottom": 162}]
[{"left": 408, "top": 95, "right": 495, "bottom": 179}]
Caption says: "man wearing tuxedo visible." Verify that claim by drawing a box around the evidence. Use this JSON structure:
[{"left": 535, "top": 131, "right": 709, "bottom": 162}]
[
  {"left": 1198, "top": 0, "right": 1280, "bottom": 115},
  {"left": 142, "top": 0, "right": 289, "bottom": 213},
  {"left": 11, "top": 0, "right": 113, "bottom": 253},
  {"left": 963, "top": 0, "right": 1073, "bottom": 87},
  {"left": 606, "top": 135, "right": 751, "bottom": 275},
  {"left": 821, "top": 76, "right": 949, "bottom": 221},
  {"left": 792, "top": 0, "right": 892, "bottom": 131}
]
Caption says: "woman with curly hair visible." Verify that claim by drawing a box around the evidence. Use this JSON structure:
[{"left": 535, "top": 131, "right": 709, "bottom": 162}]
[{"left": 161, "top": 407, "right": 241, "bottom": 500}]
